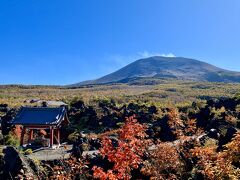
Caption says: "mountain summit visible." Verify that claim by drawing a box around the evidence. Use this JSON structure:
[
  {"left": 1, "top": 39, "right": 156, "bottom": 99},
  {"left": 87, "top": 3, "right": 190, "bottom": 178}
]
[{"left": 72, "top": 56, "right": 240, "bottom": 86}]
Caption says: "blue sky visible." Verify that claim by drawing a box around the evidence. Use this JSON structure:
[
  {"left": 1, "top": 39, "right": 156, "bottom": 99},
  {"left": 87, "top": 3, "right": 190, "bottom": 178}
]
[{"left": 0, "top": 0, "right": 240, "bottom": 85}]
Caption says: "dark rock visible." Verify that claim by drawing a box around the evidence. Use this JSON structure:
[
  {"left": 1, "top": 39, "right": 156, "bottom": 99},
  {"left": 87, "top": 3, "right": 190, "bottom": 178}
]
[
  {"left": 71, "top": 100, "right": 85, "bottom": 110},
  {"left": 218, "top": 127, "right": 238, "bottom": 149},
  {"left": 207, "top": 129, "right": 220, "bottom": 139},
  {"left": 148, "top": 106, "right": 157, "bottom": 114},
  {"left": 0, "top": 104, "right": 9, "bottom": 113},
  {"left": 1, "top": 147, "right": 23, "bottom": 179}
]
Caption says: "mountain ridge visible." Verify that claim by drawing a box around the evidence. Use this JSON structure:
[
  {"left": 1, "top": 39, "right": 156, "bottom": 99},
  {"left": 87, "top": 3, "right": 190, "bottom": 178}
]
[{"left": 71, "top": 56, "right": 240, "bottom": 87}]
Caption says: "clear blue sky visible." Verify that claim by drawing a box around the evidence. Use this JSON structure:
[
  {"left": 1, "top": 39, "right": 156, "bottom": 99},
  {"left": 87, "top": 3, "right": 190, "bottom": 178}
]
[{"left": 0, "top": 0, "right": 240, "bottom": 85}]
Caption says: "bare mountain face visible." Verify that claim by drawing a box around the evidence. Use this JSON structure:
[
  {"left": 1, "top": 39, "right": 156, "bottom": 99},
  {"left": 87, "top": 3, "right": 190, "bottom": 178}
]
[{"left": 72, "top": 56, "right": 240, "bottom": 86}]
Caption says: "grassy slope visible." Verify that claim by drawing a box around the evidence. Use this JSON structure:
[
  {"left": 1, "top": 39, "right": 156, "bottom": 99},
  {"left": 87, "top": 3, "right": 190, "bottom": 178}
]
[{"left": 0, "top": 80, "right": 239, "bottom": 108}]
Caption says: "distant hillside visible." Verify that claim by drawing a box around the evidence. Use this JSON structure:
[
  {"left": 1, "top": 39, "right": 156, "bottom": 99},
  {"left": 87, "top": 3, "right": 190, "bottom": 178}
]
[{"left": 71, "top": 56, "right": 240, "bottom": 86}]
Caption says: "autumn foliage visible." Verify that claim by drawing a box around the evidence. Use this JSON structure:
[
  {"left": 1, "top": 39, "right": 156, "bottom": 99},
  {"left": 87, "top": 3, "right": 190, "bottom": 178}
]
[
  {"left": 3, "top": 95, "right": 240, "bottom": 180},
  {"left": 92, "top": 116, "right": 150, "bottom": 180},
  {"left": 141, "top": 142, "right": 184, "bottom": 180},
  {"left": 166, "top": 108, "right": 185, "bottom": 138},
  {"left": 191, "top": 132, "right": 240, "bottom": 180}
]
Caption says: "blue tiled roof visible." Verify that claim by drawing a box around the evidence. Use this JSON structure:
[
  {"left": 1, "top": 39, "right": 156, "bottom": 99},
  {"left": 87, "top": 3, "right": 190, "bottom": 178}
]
[{"left": 11, "top": 107, "right": 67, "bottom": 125}]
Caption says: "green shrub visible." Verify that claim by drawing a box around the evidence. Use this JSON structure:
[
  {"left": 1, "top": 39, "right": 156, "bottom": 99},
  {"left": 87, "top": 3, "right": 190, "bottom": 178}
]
[
  {"left": 68, "top": 132, "right": 79, "bottom": 143},
  {"left": 24, "top": 148, "right": 33, "bottom": 155},
  {"left": 4, "top": 133, "right": 20, "bottom": 147}
]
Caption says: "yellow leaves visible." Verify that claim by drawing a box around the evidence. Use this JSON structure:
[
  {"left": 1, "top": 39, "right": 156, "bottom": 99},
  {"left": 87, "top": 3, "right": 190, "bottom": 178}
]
[
  {"left": 225, "top": 133, "right": 240, "bottom": 153},
  {"left": 191, "top": 135, "right": 240, "bottom": 180}
]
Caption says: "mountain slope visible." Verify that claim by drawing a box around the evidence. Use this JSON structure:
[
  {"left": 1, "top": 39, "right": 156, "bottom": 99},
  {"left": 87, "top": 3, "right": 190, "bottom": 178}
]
[{"left": 72, "top": 56, "right": 240, "bottom": 86}]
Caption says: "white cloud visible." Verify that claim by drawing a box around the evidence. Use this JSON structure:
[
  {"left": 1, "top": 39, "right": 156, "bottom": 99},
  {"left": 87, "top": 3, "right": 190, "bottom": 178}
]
[
  {"left": 98, "top": 51, "right": 176, "bottom": 74},
  {"left": 159, "top": 53, "right": 176, "bottom": 58},
  {"left": 138, "top": 51, "right": 175, "bottom": 58},
  {"left": 107, "top": 51, "right": 176, "bottom": 66}
]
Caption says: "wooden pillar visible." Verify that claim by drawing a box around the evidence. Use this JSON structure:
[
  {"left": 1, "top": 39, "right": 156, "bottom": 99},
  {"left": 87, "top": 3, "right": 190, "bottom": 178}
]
[
  {"left": 50, "top": 127, "right": 54, "bottom": 147},
  {"left": 20, "top": 127, "right": 26, "bottom": 146},
  {"left": 28, "top": 129, "right": 33, "bottom": 143}
]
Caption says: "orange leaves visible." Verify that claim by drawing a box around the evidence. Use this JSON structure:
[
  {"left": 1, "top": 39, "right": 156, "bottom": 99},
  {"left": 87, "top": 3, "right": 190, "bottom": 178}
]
[
  {"left": 92, "top": 167, "right": 115, "bottom": 180},
  {"left": 142, "top": 142, "right": 184, "bottom": 179},
  {"left": 93, "top": 116, "right": 149, "bottom": 180},
  {"left": 42, "top": 156, "right": 91, "bottom": 180},
  {"left": 191, "top": 133, "right": 240, "bottom": 180},
  {"left": 166, "top": 108, "right": 185, "bottom": 138},
  {"left": 184, "top": 118, "right": 197, "bottom": 135},
  {"left": 225, "top": 132, "right": 240, "bottom": 154},
  {"left": 118, "top": 116, "right": 147, "bottom": 140},
  {"left": 191, "top": 147, "right": 231, "bottom": 179}
]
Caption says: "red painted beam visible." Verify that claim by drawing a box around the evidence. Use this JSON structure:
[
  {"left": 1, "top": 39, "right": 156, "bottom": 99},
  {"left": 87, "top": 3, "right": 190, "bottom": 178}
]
[
  {"left": 50, "top": 128, "right": 54, "bottom": 147},
  {"left": 57, "top": 128, "right": 60, "bottom": 145},
  {"left": 28, "top": 129, "right": 33, "bottom": 143},
  {"left": 23, "top": 125, "right": 55, "bottom": 129},
  {"left": 20, "top": 127, "right": 26, "bottom": 146}
]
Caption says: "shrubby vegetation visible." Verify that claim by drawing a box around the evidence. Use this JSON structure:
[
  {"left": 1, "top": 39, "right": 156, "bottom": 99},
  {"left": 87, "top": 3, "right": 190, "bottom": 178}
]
[
  {"left": 0, "top": 81, "right": 240, "bottom": 179},
  {"left": 3, "top": 132, "right": 20, "bottom": 147},
  {"left": 0, "top": 80, "right": 240, "bottom": 108}
]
